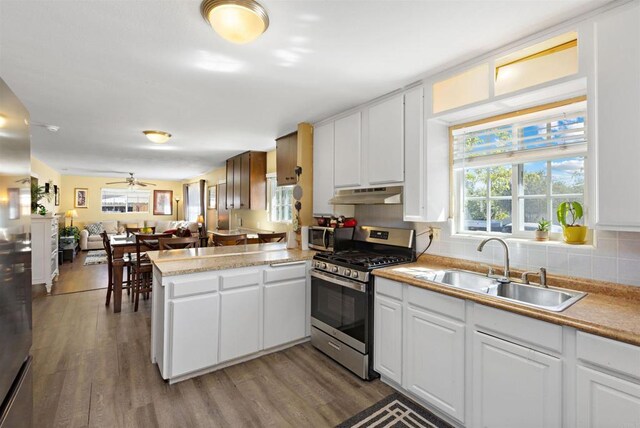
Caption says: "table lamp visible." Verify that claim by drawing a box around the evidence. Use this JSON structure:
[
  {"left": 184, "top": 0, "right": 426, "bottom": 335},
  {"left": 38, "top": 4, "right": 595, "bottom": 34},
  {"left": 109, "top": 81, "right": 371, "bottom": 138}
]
[
  {"left": 65, "top": 209, "right": 78, "bottom": 227},
  {"left": 197, "top": 214, "right": 205, "bottom": 237}
]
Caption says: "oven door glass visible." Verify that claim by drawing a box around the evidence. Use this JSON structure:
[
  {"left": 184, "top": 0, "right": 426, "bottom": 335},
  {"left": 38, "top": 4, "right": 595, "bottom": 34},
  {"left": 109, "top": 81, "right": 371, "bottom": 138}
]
[{"left": 311, "top": 272, "right": 367, "bottom": 347}]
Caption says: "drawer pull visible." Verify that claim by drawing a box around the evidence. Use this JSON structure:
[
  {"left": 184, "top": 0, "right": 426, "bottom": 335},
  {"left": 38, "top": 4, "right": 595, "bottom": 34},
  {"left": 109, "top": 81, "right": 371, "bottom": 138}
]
[{"left": 328, "top": 341, "right": 341, "bottom": 351}]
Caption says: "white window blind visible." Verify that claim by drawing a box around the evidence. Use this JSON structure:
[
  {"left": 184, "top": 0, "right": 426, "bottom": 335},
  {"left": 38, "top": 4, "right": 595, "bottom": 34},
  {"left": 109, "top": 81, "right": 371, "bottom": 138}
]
[
  {"left": 453, "top": 103, "right": 587, "bottom": 169},
  {"left": 101, "top": 188, "right": 150, "bottom": 213}
]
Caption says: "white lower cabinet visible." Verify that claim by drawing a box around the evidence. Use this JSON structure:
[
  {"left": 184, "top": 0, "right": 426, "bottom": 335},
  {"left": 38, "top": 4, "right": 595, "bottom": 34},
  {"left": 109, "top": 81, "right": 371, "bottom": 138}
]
[
  {"left": 264, "top": 278, "right": 306, "bottom": 349},
  {"left": 219, "top": 285, "right": 261, "bottom": 362},
  {"left": 576, "top": 366, "right": 640, "bottom": 428},
  {"left": 374, "top": 294, "right": 403, "bottom": 384},
  {"left": 169, "top": 294, "right": 219, "bottom": 377},
  {"left": 472, "top": 331, "right": 562, "bottom": 428},
  {"left": 154, "top": 262, "right": 311, "bottom": 383},
  {"left": 405, "top": 305, "right": 465, "bottom": 423}
]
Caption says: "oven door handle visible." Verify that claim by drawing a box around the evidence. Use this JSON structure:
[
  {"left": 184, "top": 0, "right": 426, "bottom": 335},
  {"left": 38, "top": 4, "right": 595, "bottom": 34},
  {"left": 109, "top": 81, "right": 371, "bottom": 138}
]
[
  {"left": 323, "top": 229, "right": 329, "bottom": 249},
  {"left": 310, "top": 270, "right": 366, "bottom": 293}
]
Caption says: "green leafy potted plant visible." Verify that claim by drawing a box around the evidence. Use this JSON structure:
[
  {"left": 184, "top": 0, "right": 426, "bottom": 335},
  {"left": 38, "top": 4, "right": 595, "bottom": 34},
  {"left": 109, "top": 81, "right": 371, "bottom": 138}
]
[
  {"left": 31, "top": 180, "right": 52, "bottom": 215},
  {"left": 557, "top": 201, "right": 587, "bottom": 244},
  {"left": 535, "top": 218, "right": 550, "bottom": 241}
]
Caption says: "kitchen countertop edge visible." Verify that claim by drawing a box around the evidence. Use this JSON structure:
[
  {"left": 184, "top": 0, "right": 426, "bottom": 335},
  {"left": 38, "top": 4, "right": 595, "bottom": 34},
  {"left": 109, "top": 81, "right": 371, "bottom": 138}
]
[{"left": 374, "top": 260, "right": 640, "bottom": 348}]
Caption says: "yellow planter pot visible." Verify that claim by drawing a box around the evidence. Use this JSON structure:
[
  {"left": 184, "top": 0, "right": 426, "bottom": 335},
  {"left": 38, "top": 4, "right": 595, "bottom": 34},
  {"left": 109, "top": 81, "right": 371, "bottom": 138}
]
[{"left": 563, "top": 225, "right": 587, "bottom": 244}]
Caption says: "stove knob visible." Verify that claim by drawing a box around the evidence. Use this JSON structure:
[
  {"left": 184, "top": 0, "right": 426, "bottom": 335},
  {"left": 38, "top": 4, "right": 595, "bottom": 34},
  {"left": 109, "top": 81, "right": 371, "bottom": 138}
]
[
  {"left": 320, "top": 262, "right": 327, "bottom": 269},
  {"left": 351, "top": 271, "right": 359, "bottom": 279},
  {"left": 331, "top": 266, "right": 339, "bottom": 273},
  {"left": 344, "top": 269, "right": 351, "bottom": 276}
]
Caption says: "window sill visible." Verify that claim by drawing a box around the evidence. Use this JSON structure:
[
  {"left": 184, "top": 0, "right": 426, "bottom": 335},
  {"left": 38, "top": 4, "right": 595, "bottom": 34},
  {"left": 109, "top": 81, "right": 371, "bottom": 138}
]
[{"left": 449, "top": 233, "right": 594, "bottom": 249}]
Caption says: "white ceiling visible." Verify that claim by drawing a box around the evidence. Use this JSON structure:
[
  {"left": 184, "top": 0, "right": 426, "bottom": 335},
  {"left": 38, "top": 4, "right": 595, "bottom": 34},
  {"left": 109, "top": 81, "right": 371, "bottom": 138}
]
[{"left": 0, "top": 0, "right": 609, "bottom": 180}]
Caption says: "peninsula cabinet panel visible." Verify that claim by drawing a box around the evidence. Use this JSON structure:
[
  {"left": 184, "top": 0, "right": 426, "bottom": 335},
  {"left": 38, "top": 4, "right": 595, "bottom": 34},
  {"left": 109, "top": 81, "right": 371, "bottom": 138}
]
[
  {"left": 276, "top": 132, "right": 298, "bottom": 186},
  {"left": 367, "top": 94, "right": 404, "bottom": 185},
  {"left": 472, "top": 331, "right": 562, "bottom": 428},
  {"left": 169, "top": 294, "right": 219, "bottom": 377},
  {"left": 576, "top": 365, "right": 640, "bottom": 428},
  {"left": 313, "top": 122, "right": 334, "bottom": 216},
  {"left": 263, "top": 278, "right": 306, "bottom": 349},
  {"left": 219, "top": 285, "right": 261, "bottom": 362},
  {"left": 595, "top": 1, "right": 640, "bottom": 230},
  {"left": 334, "top": 112, "right": 362, "bottom": 188}
]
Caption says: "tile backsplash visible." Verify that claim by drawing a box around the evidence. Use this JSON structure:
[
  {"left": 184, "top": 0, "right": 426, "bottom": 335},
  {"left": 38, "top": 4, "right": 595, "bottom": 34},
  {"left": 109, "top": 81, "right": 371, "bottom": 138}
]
[{"left": 355, "top": 205, "right": 640, "bottom": 287}]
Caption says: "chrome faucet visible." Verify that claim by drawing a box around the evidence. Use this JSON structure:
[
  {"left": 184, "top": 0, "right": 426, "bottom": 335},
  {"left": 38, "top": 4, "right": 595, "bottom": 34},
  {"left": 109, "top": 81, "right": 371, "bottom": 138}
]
[{"left": 477, "top": 238, "right": 511, "bottom": 283}]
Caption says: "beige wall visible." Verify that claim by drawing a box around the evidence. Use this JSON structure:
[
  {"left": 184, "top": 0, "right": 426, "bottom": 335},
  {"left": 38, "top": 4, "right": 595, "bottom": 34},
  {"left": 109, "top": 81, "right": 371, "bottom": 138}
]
[
  {"left": 31, "top": 156, "right": 62, "bottom": 215},
  {"left": 59, "top": 175, "right": 184, "bottom": 229}
]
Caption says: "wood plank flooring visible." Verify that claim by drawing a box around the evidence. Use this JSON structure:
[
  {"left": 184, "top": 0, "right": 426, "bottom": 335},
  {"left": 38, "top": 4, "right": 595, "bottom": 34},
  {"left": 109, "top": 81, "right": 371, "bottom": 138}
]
[
  {"left": 33, "top": 250, "right": 109, "bottom": 298},
  {"left": 32, "top": 289, "right": 393, "bottom": 427}
]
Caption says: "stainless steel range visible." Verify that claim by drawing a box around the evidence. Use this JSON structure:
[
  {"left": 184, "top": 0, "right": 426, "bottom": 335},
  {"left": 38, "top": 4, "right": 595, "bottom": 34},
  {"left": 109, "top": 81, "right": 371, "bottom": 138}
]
[{"left": 310, "top": 225, "right": 415, "bottom": 380}]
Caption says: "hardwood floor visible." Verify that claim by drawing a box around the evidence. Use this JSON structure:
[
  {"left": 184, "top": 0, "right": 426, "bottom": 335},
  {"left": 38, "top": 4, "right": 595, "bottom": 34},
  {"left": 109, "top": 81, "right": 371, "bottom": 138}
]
[
  {"left": 32, "top": 289, "right": 393, "bottom": 427},
  {"left": 33, "top": 250, "right": 109, "bottom": 299}
]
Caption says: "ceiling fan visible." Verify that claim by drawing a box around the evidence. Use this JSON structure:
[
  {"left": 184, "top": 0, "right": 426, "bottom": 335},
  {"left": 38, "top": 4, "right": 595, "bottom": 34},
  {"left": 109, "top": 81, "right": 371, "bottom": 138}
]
[{"left": 106, "top": 173, "right": 156, "bottom": 187}]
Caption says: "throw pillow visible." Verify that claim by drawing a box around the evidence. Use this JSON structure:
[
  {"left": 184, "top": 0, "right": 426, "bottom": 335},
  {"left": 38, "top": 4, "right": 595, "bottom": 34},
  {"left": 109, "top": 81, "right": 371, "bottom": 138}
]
[
  {"left": 163, "top": 229, "right": 178, "bottom": 235},
  {"left": 175, "top": 228, "right": 192, "bottom": 237},
  {"left": 85, "top": 223, "right": 104, "bottom": 236}
]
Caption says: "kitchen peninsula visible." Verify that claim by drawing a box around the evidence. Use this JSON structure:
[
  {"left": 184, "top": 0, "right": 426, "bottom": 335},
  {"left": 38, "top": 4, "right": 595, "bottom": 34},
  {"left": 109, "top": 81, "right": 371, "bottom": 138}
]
[{"left": 148, "top": 243, "right": 315, "bottom": 383}]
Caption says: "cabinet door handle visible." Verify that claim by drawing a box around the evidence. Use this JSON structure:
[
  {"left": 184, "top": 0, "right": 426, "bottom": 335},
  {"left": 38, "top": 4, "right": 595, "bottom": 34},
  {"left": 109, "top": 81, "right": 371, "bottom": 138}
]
[{"left": 269, "top": 261, "right": 306, "bottom": 268}]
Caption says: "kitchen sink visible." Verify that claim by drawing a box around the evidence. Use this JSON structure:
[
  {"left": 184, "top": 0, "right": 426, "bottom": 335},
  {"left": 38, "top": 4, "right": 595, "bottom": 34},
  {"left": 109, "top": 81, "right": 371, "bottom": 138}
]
[
  {"left": 415, "top": 269, "right": 586, "bottom": 312},
  {"left": 487, "top": 281, "right": 586, "bottom": 312},
  {"left": 414, "top": 269, "right": 500, "bottom": 293}
]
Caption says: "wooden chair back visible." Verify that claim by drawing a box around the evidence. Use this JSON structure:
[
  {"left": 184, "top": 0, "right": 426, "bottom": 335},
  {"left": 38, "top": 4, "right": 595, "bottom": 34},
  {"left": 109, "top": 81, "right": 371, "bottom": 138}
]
[
  {"left": 158, "top": 236, "right": 199, "bottom": 250},
  {"left": 134, "top": 233, "right": 172, "bottom": 267},
  {"left": 257, "top": 232, "right": 286, "bottom": 243},
  {"left": 101, "top": 231, "right": 112, "bottom": 266},
  {"left": 212, "top": 234, "right": 248, "bottom": 246},
  {"left": 126, "top": 226, "right": 155, "bottom": 237}
]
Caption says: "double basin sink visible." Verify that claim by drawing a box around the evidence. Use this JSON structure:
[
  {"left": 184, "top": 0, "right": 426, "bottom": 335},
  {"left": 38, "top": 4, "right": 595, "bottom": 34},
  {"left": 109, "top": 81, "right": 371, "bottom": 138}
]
[{"left": 414, "top": 269, "right": 586, "bottom": 312}]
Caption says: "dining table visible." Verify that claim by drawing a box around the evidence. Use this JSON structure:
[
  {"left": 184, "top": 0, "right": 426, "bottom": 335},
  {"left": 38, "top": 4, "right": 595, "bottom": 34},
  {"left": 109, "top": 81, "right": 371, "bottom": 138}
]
[{"left": 109, "top": 234, "right": 157, "bottom": 313}]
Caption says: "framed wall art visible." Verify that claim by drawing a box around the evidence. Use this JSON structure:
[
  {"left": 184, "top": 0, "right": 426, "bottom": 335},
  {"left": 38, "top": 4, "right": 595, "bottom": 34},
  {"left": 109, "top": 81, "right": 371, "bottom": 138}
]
[
  {"left": 208, "top": 185, "right": 217, "bottom": 209},
  {"left": 153, "top": 190, "right": 173, "bottom": 215},
  {"left": 74, "top": 188, "right": 88, "bottom": 208}
]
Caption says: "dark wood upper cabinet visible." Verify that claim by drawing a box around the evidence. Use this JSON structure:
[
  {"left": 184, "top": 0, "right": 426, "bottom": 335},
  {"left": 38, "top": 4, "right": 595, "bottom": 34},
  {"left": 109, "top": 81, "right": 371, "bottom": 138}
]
[
  {"left": 276, "top": 132, "right": 298, "bottom": 186},
  {"left": 225, "top": 158, "right": 234, "bottom": 210},
  {"left": 225, "top": 151, "right": 266, "bottom": 210}
]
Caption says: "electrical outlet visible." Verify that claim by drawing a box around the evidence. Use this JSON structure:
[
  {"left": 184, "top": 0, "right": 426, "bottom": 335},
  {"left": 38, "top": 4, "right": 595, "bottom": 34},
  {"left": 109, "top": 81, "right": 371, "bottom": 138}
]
[{"left": 431, "top": 227, "right": 441, "bottom": 241}]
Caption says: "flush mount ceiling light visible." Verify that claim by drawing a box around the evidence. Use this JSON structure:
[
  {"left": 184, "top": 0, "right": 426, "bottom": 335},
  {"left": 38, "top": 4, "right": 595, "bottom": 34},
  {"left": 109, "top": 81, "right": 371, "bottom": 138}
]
[
  {"left": 143, "top": 130, "right": 172, "bottom": 144},
  {"left": 0, "top": 114, "right": 7, "bottom": 128},
  {"left": 200, "top": 0, "right": 269, "bottom": 44}
]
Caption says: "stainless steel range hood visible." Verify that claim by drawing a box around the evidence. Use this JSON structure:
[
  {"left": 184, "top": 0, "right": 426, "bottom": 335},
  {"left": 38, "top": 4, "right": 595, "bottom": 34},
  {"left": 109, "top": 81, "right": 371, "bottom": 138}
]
[{"left": 329, "top": 186, "right": 403, "bottom": 205}]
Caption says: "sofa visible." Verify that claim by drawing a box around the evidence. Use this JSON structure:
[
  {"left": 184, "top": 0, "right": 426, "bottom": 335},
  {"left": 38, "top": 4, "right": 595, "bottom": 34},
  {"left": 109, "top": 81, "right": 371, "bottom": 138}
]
[{"left": 79, "top": 219, "right": 200, "bottom": 251}]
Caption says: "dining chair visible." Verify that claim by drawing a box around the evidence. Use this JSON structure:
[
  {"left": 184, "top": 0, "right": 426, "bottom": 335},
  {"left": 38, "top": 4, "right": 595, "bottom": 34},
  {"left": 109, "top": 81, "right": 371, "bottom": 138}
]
[
  {"left": 212, "top": 234, "right": 248, "bottom": 246},
  {"left": 132, "top": 232, "right": 171, "bottom": 311},
  {"left": 101, "top": 231, "right": 132, "bottom": 306},
  {"left": 158, "top": 236, "right": 199, "bottom": 250},
  {"left": 257, "top": 232, "right": 287, "bottom": 243}
]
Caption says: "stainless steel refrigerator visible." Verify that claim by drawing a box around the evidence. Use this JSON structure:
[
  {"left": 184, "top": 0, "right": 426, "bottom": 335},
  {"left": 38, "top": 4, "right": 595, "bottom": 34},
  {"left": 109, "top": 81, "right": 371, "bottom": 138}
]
[{"left": 0, "top": 77, "right": 33, "bottom": 427}]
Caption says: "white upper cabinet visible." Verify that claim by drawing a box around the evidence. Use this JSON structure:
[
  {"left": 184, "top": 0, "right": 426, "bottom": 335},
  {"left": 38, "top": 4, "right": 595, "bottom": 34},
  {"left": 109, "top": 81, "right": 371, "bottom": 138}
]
[
  {"left": 595, "top": 1, "right": 640, "bottom": 231},
  {"left": 313, "top": 122, "right": 335, "bottom": 216},
  {"left": 334, "top": 112, "right": 362, "bottom": 188},
  {"left": 367, "top": 94, "right": 404, "bottom": 185},
  {"left": 403, "top": 86, "right": 424, "bottom": 221},
  {"left": 404, "top": 85, "right": 449, "bottom": 222}
]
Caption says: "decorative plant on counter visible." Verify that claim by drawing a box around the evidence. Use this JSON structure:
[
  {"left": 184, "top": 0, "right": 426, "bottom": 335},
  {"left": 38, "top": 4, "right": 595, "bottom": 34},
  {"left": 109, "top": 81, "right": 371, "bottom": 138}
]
[
  {"left": 60, "top": 226, "right": 80, "bottom": 242},
  {"left": 535, "top": 218, "right": 550, "bottom": 241},
  {"left": 557, "top": 201, "right": 587, "bottom": 244},
  {"left": 31, "top": 180, "right": 52, "bottom": 215}
]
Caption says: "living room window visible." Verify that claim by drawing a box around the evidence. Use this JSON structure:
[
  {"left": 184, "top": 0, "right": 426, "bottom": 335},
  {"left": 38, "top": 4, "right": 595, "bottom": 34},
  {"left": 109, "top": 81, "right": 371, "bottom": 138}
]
[
  {"left": 453, "top": 98, "right": 586, "bottom": 237},
  {"left": 267, "top": 174, "right": 293, "bottom": 223},
  {"left": 101, "top": 188, "right": 150, "bottom": 213}
]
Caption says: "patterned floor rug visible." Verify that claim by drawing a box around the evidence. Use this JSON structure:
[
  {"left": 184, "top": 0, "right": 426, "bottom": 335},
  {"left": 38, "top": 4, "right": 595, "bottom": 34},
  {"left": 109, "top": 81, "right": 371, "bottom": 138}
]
[
  {"left": 83, "top": 249, "right": 108, "bottom": 266},
  {"left": 336, "top": 393, "right": 454, "bottom": 428}
]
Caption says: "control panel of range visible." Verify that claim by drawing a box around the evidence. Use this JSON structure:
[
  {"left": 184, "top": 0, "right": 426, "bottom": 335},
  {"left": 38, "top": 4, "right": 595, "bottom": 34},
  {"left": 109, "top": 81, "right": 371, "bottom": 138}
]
[{"left": 312, "top": 260, "right": 370, "bottom": 283}]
